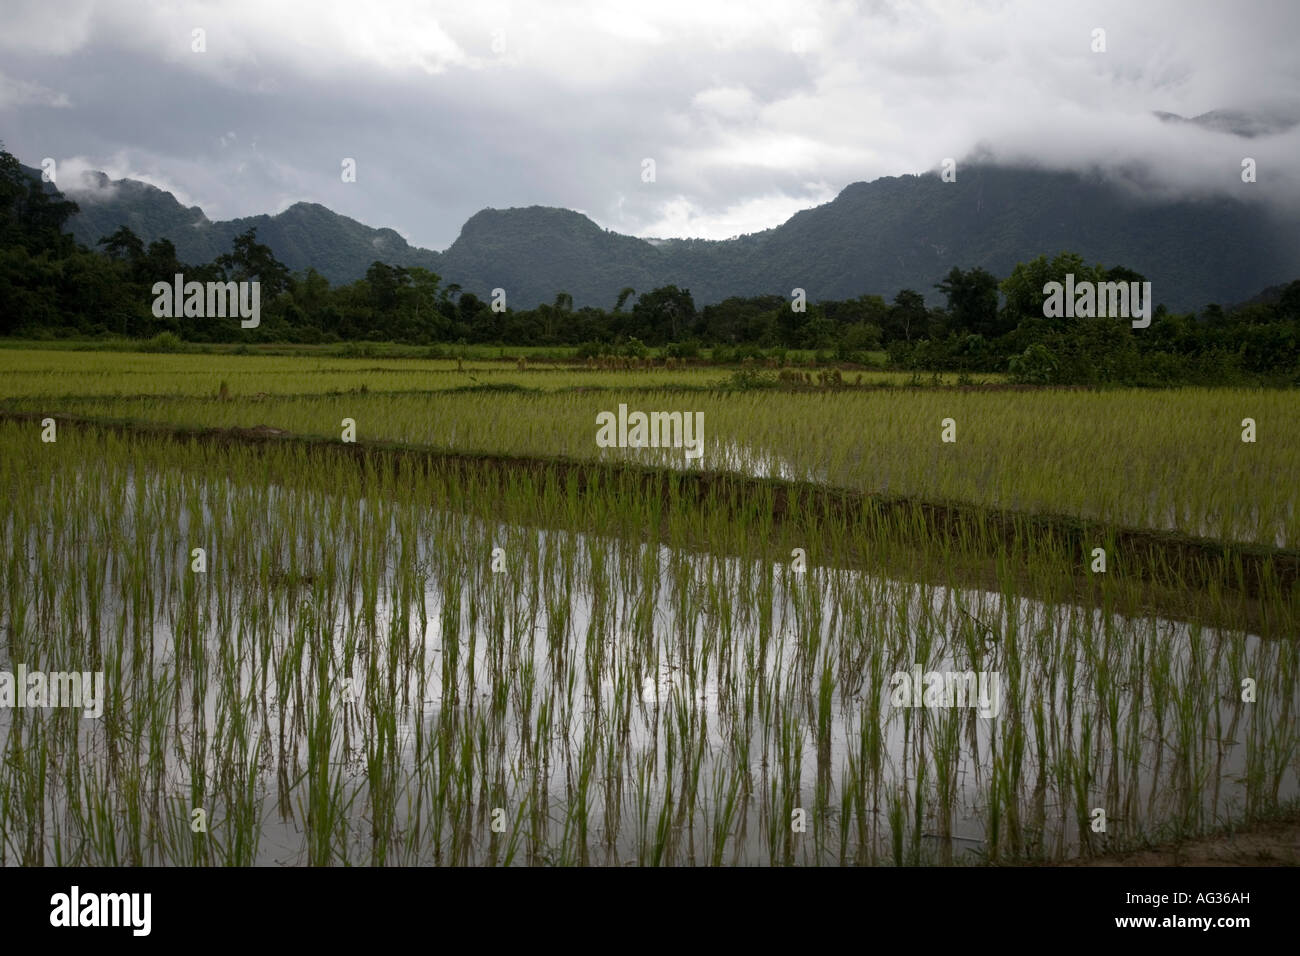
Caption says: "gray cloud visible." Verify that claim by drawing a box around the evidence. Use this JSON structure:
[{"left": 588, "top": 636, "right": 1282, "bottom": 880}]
[{"left": 2, "top": 0, "right": 1297, "bottom": 250}]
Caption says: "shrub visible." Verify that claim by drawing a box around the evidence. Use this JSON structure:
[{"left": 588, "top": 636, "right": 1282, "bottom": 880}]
[
  {"left": 143, "top": 331, "right": 184, "bottom": 353},
  {"left": 840, "top": 321, "right": 883, "bottom": 353},
  {"left": 725, "top": 368, "right": 776, "bottom": 389},
  {"left": 1008, "top": 343, "right": 1059, "bottom": 384}
]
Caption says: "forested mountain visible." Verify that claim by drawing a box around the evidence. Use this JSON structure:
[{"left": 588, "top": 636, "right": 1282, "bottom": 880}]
[
  {"left": 1153, "top": 107, "right": 1300, "bottom": 138},
  {"left": 6, "top": 145, "right": 1299, "bottom": 387},
  {"left": 436, "top": 166, "right": 1300, "bottom": 312},
  {"left": 35, "top": 160, "right": 1300, "bottom": 314},
  {"left": 51, "top": 167, "right": 442, "bottom": 282}
]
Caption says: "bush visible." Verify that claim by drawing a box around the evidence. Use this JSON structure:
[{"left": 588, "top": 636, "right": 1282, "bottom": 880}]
[
  {"left": 840, "top": 321, "right": 883, "bottom": 353},
  {"left": 886, "top": 339, "right": 915, "bottom": 368},
  {"left": 837, "top": 349, "right": 877, "bottom": 366},
  {"left": 342, "top": 341, "right": 379, "bottom": 358},
  {"left": 725, "top": 368, "right": 776, "bottom": 390},
  {"left": 142, "top": 331, "right": 184, "bottom": 353},
  {"left": 1008, "top": 343, "right": 1059, "bottom": 384}
]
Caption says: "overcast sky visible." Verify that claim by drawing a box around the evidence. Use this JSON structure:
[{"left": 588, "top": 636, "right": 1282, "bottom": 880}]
[{"left": 2, "top": 0, "right": 1298, "bottom": 250}]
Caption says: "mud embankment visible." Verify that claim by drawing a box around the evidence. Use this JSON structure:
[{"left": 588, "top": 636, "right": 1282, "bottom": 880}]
[{"left": 6, "top": 410, "right": 1297, "bottom": 634}]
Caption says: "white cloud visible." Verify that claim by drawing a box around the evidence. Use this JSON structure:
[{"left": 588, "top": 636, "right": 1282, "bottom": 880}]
[
  {"left": 0, "top": 0, "right": 97, "bottom": 55},
  {"left": 3, "top": 0, "right": 1298, "bottom": 248},
  {"left": 633, "top": 187, "right": 837, "bottom": 239},
  {"left": 692, "top": 85, "right": 758, "bottom": 120},
  {"left": 0, "top": 73, "right": 72, "bottom": 109},
  {"left": 57, "top": 154, "right": 205, "bottom": 210}
]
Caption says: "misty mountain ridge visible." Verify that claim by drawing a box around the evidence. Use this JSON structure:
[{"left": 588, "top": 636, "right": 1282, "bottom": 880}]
[
  {"left": 37, "top": 143, "right": 1300, "bottom": 315},
  {"left": 49, "top": 165, "right": 444, "bottom": 281},
  {"left": 1152, "top": 106, "right": 1300, "bottom": 138}
]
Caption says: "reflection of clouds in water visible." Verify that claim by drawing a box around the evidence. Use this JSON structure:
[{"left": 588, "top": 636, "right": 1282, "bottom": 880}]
[
  {"left": 610, "top": 437, "right": 821, "bottom": 482},
  {"left": 1138, "top": 487, "right": 1290, "bottom": 548},
  {"left": 21, "top": 469, "right": 1295, "bottom": 865},
  {"left": 705, "top": 439, "right": 812, "bottom": 481},
  {"left": 403, "top": 520, "right": 1292, "bottom": 862}
]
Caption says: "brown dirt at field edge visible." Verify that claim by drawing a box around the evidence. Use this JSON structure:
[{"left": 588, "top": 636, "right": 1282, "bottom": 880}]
[{"left": 1054, "top": 817, "right": 1300, "bottom": 866}]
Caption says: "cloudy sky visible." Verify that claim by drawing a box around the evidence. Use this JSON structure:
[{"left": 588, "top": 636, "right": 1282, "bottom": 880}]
[{"left": 2, "top": 0, "right": 1298, "bottom": 250}]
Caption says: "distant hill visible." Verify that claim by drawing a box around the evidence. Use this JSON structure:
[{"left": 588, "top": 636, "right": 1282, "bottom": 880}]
[
  {"left": 437, "top": 205, "right": 669, "bottom": 309},
  {"left": 1231, "top": 280, "right": 1298, "bottom": 310},
  {"left": 42, "top": 160, "right": 1300, "bottom": 314},
  {"left": 433, "top": 165, "right": 1300, "bottom": 312},
  {"left": 1153, "top": 107, "right": 1300, "bottom": 138},
  {"left": 54, "top": 168, "right": 441, "bottom": 281}
]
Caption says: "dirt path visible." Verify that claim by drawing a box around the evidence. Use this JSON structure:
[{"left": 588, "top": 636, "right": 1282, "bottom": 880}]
[{"left": 1063, "top": 818, "right": 1300, "bottom": 866}]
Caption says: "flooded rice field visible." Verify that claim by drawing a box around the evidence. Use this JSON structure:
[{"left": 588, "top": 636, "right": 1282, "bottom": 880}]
[{"left": 1, "top": 446, "right": 1294, "bottom": 866}]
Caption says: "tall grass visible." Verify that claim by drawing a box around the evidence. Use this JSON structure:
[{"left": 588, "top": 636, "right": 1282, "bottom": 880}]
[
  {"left": 0, "top": 421, "right": 1294, "bottom": 865},
  {"left": 11, "top": 384, "right": 1297, "bottom": 545}
]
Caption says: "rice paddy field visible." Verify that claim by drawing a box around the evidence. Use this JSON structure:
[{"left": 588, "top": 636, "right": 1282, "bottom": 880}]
[{"left": 1, "top": 347, "right": 1297, "bottom": 866}]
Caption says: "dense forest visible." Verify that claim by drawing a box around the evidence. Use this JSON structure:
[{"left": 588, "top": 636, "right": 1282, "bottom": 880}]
[
  {"left": 51, "top": 156, "right": 1300, "bottom": 313},
  {"left": 2, "top": 148, "right": 1297, "bottom": 386}
]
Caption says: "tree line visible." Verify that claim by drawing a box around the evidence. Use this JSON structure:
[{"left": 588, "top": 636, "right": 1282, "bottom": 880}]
[{"left": 2, "top": 147, "right": 1297, "bottom": 385}]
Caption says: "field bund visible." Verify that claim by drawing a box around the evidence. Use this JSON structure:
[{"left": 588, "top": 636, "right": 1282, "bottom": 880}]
[{"left": 2, "top": 350, "right": 1297, "bottom": 866}]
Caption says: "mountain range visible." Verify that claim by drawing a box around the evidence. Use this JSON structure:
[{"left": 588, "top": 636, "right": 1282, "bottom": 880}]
[{"left": 37, "top": 147, "right": 1300, "bottom": 314}]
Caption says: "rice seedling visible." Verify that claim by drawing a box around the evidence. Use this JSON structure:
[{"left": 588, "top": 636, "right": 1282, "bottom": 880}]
[
  {"left": 1, "top": 349, "right": 1297, "bottom": 867},
  {"left": 9, "top": 380, "right": 1297, "bottom": 545}
]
